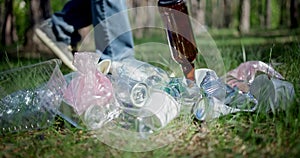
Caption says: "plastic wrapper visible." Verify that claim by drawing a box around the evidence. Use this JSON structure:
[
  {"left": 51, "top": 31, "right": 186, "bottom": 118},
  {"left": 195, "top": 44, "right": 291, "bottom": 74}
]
[
  {"left": 0, "top": 59, "right": 66, "bottom": 133},
  {"left": 250, "top": 74, "right": 295, "bottom": 113},
  {"left": 62, "top": 52, "right": 118, "bottom": 130},
  {"left": 62, "top": 52, "right": 123, "bottom": 130},
  {"left": 193, "top": 59, "right": 295, "bottom": 121},
  {"left": 63, "top": 52, "right": 114, "bottom": 116},
  {"left": 224, "top": 61, "right": 284, "bottom": 92}
]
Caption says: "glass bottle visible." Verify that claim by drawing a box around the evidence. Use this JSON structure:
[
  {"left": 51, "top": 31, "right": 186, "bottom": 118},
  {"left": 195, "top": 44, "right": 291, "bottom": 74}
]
[{"left": 158, "top": 0, "right": 199, "bottom": 81}]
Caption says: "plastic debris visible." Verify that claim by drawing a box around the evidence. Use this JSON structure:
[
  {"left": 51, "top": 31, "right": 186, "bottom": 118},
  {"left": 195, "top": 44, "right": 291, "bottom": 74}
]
[
  {"left": 193, "top": 68, "right": 258, "bottom": 121},
  {"left": 62, "top": 52, "right": 117, "bottom": 129},
  {"left": 138, "top": 88, "right": 180, "bottom": 135},
  {"left": 63, "top": 52, "right": 113, "bottom": 115},
  {"left": 224, "top": 61, "right": 284, "bottom": 92},
  {"left": 110, "top": 58, "right": 170, "bottom": 108},
  {"left": 0, "top": 59, "right": 66, "bottom": 133},
  {"left": 109, "top": 58, "right": 181, "bottom": 134},
  {"left": 192, "top": 60, "right": 295, "bottom": 121},
  {"left": 250, "top": 74, "right": 295, "bottom": 113},
  {"left": 0, "top": 57, "right": 296, "bottom": 136}
]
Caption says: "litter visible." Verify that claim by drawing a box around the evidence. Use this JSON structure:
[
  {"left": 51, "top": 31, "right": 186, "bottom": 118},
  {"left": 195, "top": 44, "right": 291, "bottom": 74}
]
[
  {"left": 0, "top": 56, "right": 295, "bottom": 135},
  {"left": 0, "top": 59, "right": 66, "bottom": 133}
]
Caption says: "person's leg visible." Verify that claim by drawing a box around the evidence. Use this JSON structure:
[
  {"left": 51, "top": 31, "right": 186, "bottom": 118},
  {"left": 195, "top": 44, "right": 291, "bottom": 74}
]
[
  {"left": 52, "top": 0, "right": 92, "bottom": 47},
  {"left": 36, "top": 0, "right": 93, "bottom": 70},
  {"left": 91, "top": 0, "right": 135, "bottom": 61}
]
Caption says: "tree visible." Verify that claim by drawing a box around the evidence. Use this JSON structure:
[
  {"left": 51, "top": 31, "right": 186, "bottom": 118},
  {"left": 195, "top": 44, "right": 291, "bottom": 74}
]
[
  {"left": 190, "top": 0, "right": 206, "bottom": 26},
  {"left": 257, "top": 0, "right": 264, "bottom": 28},
  {"left": 265, "top": 0, "right": 272, "bottom": 29},
  {"left": 130, "top": 0, "right": 149, "bottom": 38},
  {"left": 189, "top": 0, "right": 206, "bottom": 35},
  {"left": 239, "top": 0, "right": 250, "bottom": 34},
  {"left": 279, "top": 0, "right": 289, "bottom": 27},
  {"left": 290, "top": 0, "right": 299, "bottom": 28},
  {"left": 1, "top": 0, "right": 18, "bottom": 46},
  {"left": 0, "top": 1, "right": 3, "bottom": 34},
  {"left": 23, "top": 0, "right": 51, "bottom": 51},
  {"left": 211, "top": 0, "right": 224, "bottom": 28},
  {"left": 223, "top": 0, "right": 231, "bottom": 28}
]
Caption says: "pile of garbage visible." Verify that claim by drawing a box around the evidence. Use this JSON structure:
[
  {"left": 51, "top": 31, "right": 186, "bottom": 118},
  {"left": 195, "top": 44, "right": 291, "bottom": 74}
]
[{"left": 0, "top": 52, "right": 295, "bottom": 136}]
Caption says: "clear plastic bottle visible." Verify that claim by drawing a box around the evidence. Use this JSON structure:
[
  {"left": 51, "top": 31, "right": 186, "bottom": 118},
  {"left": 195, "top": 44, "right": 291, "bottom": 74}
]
[
  {"left": 137, "top": 88, "right": 180, "bottom": 135},
  {"left": 110, "top": 58, "right": 171, "bottom": 109},
  {"left": 0, "top": 59, "right": 65, "bottom": 133},
  {"left": 110, "top": 58, "right": 184, "bottom": 135}
]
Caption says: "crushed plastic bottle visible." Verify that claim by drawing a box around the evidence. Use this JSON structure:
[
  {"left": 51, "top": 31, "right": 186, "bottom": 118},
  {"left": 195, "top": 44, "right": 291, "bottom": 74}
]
[
  {"left": 137, "top": 88, "right": 180, "bottom": 135},
  {"left": 109, "top": 58, "right": 185, "bottom": 135},
  {"left": 223, "top": 61, "right": 295, "bottom": 114},
  {"left": 110, "top": 58, "right": 170, "bottom": 108},
  {"left": 192, "top": 60, "right": 295, "bottom": 121},
  {"left": 250, "top": 74, "right": 295, "bottom": 113},
  {"left": 166, "top": 77, "right": 201, "bottom": 114},
  {"left": 0, "top": 59, "right": 66, "bottom": 133},
  {"left": 192, "top": 68, "right": 258, "bottom": 121},
  {"left": 59, "top": 56, "right": 183, "bottom": 133}
]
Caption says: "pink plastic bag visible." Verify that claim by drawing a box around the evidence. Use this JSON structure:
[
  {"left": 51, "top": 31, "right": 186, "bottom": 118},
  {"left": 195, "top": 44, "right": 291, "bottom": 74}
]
[
  {"left": 63, "top": 52, "right": 113, "bottom": 115},
  {"left": 224, "top": 61, "right": 284, "bottom": 92}
]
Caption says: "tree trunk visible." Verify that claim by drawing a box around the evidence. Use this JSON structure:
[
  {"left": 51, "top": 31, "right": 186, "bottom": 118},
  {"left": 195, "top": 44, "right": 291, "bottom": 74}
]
[
  {"left": 23, "top": 0, "right": 51, "bottom": 51},
  {"left": 198, "top": 0, "right": 206, "bottom": 26},
  {"left": 211, "top": 0, "right": 223, "bottom": 28},
  {"left": 290, "top": 0, "right": 299, "bottom": 28},
  {"left": 131, "top": 0, "right": 148, "bottom": 38},
  {"left": 223, "top": 0, "right": 231, "bottom": 28},
  {"left": 279, "top": 0, "right": 288, "bottom": 27},
  {"left": 189, "top": 0, "right": 206, "bottom": 35},
  {"left": 1, "top": 0, "right": 18, "bottom": 46},
  {"left": 146, "top": 0, "right": 155, "bottom": 29},
  {"left": 265, "top": 0, "right": 272, "bottom": 29},
  {"left": 239, "top": 0, "right": 250, "bottom": 34},
  {"left": 190, "top": 0, "right": 206, "bottom": 25},
  {"left": 40, "top": 0, "right": 51, "bottom": 20},
  {"left": 258, "top": 1, "right": 264, "bottom": 28},
  {"left": 0, "top": 2, "right": 3, "bottom": 35}
]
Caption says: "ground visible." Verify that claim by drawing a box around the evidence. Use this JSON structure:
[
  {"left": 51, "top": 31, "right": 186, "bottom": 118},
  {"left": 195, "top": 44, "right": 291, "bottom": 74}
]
[{"left": 0, "top": 29, "right": 300, "bottom": 157}]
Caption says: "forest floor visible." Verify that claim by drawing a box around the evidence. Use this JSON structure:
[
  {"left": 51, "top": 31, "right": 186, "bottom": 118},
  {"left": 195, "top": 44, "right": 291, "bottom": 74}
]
[{"left": 0, "top": 29, "right": 300, "bottom": 157}]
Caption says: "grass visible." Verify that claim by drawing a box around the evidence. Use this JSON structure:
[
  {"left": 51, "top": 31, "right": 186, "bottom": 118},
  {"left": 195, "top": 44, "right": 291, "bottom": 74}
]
[{"left": 0, "top": 29, "right": 300, "bottom": 157}]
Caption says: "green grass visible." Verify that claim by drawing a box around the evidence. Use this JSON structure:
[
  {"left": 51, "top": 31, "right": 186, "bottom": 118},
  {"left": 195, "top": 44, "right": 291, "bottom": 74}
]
[{"left": 1, "top": 30, "right": 300, "bottom": 157}]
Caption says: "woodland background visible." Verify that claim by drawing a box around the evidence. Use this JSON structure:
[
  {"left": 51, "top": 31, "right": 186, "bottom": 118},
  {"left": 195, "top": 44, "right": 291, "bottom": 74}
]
[{"left": 0, "top": 0, "right": 299, "bottom": 57}]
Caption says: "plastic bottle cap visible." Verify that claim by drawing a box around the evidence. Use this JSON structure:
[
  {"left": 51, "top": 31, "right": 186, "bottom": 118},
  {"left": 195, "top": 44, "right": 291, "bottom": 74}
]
[{"left": 130, "top": 82, "right": 149, "bottom": 108}]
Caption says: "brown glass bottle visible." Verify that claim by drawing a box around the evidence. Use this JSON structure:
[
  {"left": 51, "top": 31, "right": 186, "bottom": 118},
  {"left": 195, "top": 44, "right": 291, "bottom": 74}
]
[{"left": 158, "top": 0, "right": 198, "bottom": 81}]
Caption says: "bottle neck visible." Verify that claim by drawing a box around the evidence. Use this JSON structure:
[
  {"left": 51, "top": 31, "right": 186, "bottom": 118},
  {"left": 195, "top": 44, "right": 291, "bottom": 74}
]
[{"left": 158, "top": 0, "right": 183, "bottom": 6}]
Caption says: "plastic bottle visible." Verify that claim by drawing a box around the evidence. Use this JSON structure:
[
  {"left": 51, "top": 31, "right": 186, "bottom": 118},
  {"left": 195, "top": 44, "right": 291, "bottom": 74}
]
[
  {"left": 109, "top": 58, "right": 185, "bottom": 135},
  {"left": 0, "top": 59, "right": 65, "bottom": 133},
  {"left": 250, "top": 74, "right": 295, "bottom": 113},
  {"left": 110, "top": 58, "right": 170, "bottom": 109},
  {"left": 192, "top": 69, "right": 258, "bottom": 121}
]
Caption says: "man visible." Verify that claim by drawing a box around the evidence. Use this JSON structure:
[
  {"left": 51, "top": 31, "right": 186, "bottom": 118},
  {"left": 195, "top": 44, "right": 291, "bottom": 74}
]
[{"left": 35, "top": 0, "right": 134, "bottom": 70}]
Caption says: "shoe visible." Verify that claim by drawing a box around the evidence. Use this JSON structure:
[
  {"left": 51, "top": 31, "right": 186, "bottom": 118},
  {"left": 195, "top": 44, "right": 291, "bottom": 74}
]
[{"left": 35, "top": 19, "right": 77, "bottom": 71}]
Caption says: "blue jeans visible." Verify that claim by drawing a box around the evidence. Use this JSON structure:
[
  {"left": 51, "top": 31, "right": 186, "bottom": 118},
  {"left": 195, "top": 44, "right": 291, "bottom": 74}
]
[{"left": 51, "top": 0, "right": 134, "bottom": 61}]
